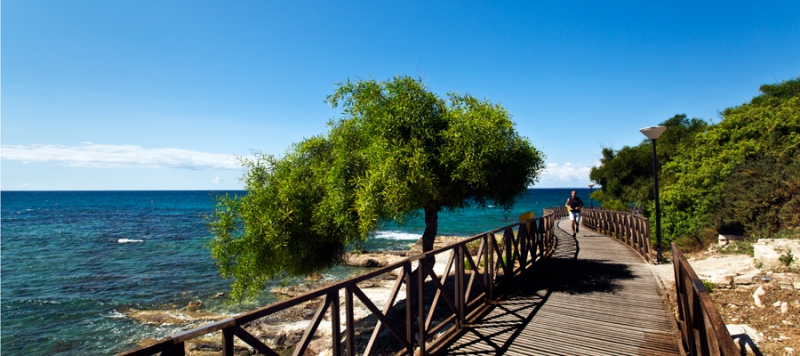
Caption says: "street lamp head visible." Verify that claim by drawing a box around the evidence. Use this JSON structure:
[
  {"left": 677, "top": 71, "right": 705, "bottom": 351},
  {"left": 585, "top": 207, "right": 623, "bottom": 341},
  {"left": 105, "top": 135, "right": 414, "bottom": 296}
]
[
  {"left": 588, "top": 183, "right": 595, "bottom": 189},
  {"left": 639, "top": 126, "right": 667, "bottom": 140}
]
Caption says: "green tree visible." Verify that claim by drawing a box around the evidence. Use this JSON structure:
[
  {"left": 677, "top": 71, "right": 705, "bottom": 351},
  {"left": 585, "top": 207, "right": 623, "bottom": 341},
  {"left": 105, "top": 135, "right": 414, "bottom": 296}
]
[
  {"left": 589, "top": 114, "right": 708, "bottom": 215},
  {"left": 661, "top": 77, "right": 800, "bottom": 245},
  {"left": 209, "top": 76, "right": 545, "bottom": 299}
]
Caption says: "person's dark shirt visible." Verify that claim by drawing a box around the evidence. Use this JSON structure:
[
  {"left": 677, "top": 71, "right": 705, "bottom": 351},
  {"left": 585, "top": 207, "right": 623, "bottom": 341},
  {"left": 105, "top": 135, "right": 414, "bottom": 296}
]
[{"left": 568, "top": 196, "right": 584, "bottom": 211}]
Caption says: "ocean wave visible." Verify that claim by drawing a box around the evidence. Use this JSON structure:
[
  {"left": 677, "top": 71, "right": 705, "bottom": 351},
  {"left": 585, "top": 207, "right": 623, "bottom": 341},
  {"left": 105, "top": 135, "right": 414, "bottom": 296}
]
[
  {"left": 101, "top": 309, "right": 127, "bottom": 319},
  {"left": 118, "top": 239, "right": 144, "bottom": 243},
  {"left": 374, "top": 230, "right": 420, "bottom": 240}
]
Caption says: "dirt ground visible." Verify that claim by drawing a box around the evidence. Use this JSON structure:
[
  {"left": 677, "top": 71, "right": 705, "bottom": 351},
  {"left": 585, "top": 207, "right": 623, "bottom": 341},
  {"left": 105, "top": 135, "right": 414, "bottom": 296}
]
[
  {"left": 659, "top": 245, "right": 800, "bottom": 356},
  {"left": 711, "top": 284, "right": 799, "bottom": 355}
]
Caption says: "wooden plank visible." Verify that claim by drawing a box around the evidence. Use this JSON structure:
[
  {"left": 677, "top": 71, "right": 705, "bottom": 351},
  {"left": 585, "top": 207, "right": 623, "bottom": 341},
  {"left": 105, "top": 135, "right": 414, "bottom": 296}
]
[{"left": 443, "top": 219, "right": 681, "bottom": 356}]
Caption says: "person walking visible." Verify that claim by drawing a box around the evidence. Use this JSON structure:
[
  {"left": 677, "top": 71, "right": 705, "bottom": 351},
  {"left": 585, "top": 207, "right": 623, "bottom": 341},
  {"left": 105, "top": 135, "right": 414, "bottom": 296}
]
[{"left": 565, "top": 190, "right": 584, "bottom": 237}]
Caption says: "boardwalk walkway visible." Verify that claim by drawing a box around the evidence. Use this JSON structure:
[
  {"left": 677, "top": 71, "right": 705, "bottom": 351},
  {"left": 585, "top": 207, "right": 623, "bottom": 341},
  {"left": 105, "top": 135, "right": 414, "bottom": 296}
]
[{"left": 444, "top": 219, "right": 681, "bottom": 355}]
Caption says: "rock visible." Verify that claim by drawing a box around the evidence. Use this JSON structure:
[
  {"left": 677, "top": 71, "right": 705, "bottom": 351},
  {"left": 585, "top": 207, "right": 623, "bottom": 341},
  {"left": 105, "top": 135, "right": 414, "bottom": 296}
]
[
  {"left": 781, "top": 302, "right": 789, "bottom": 314},
  {"left": 794, "top": 282, "right": 800, "bottom": 290},
  {"left": 773, "top": 301, "right": 783, "bottom": 307},
  {"left": 213, "top": 292, "right": 226, "bottom": 299},
  {"left": 727, "top": 324, "right": 762, "bottom": 355},
  {"left": 754, "top": 239, "right": 800, "bottom": 268},
  {"left": 718, "top": 234, "right": 744, "bottom": 246},
  {"left": 273, "top": 329, "right": 304, "bottom": 348},
  {"left": 306, "top": 273, "right": 323, "bottom": 281},
  {"left": 124, "top": 308, "right": 228, "bottom": 325},
  {"left": 186, "top": 300, "right": 203, "bottom": 311},
  {"left": 408, "top": 235, "right": 466, "bottom": 254},
  {"left": 733, "top": 273, "right": 759, "bottom": 285},
  {"left": 271, "top": 285, "right": 301, "bottom": 298},
  {"left": 344, "top": 252, "right": 405, "bottom": 267},
  {"left": 688, "top": 254, "right": 759, "bottom": 288},
  {"left": 137, "top": 338, "right": 160, "bottom": 347},
  {"left": 753, "top": 286, "right": 766, "bottom": 308}
]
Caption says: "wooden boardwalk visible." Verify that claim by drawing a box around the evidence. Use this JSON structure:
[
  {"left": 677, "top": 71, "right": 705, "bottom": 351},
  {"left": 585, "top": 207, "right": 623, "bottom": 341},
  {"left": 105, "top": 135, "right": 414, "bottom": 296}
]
[{"left": 444, "top": 219, "right": 682, "bottom": 356}]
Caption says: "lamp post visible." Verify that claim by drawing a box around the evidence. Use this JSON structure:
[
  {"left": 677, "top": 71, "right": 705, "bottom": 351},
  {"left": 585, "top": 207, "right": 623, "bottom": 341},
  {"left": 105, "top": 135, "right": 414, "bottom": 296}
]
[
  {"left": 639, "top": 125, "right": 667, "bottom": 263},
  {"left": 588, "top": 183, "right": 595, "bottom": 209}
]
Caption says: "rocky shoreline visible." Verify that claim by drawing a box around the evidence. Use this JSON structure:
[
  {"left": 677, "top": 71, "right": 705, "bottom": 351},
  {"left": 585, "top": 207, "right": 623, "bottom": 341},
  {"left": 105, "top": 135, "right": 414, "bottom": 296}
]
[{"left": 128, "top": 235, "right": 472, "bottom": 355}]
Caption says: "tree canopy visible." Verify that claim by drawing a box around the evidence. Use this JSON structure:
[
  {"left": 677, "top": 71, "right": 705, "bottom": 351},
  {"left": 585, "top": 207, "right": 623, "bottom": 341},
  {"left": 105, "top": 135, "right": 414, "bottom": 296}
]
[
  {"left": 588, "top": 114, "right": 709, "bottom": 214},
  {"left": 589, "top": 77, "right": 800, "bottom": 248},
  {"left": 209, "top": 76, "right": 545, "bottom": 299},
  {"left": 661, "top": 77, "right": 800, "bottom": 245}
]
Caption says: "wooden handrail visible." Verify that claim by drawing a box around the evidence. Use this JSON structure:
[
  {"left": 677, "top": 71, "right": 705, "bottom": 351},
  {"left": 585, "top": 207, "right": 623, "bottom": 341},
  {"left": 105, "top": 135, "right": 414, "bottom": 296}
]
[
  {"left": 118, "top": 213, "right": 558, "bottom": 356},
  {"left": 542, "top": 206, "right": 568, "bottom": 220},
  {"left": 672, "top": 243, "right": 739, "bottom": 355},
  {"left": 580, "top": 208, "right": 652, "bottom": 263}
]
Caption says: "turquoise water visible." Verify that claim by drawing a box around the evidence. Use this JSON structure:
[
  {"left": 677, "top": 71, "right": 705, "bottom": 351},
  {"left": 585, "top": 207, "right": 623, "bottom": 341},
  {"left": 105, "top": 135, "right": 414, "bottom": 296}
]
[{"left": 1, "top": 188, "right": 590, "bottom": 355}]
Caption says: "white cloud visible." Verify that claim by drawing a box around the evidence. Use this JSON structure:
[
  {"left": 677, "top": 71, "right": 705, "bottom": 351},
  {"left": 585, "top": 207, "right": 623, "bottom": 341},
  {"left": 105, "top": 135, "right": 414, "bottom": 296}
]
[
  {"left": 212, "top": 176, "right": 222, "bottom": 183},
  {"left": 1, "top": 143, "right": 242, "bottom": 170},
  {"left": 536, "top": 162, "right": 598, "bottom": 187}
]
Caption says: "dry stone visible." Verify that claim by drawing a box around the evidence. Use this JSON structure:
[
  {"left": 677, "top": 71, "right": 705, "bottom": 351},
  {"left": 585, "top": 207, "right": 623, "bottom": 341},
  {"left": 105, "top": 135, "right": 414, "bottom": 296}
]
[
  {"left": 753, "top": 286, "right": 766, "bottom": 308},
  {"left": 754, "top": 239, "right": 800, "bottom": 268}
]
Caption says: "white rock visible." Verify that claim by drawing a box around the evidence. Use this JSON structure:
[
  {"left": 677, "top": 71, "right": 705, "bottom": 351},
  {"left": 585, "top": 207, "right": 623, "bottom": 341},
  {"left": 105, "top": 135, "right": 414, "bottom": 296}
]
[
  {"left": 727, "top": 323, "right": 762, "bottom": 355},
  {"left": 733, "top": 273, "right": 759, "bottom": 285},
  {"left": 781, "top": 302, "right": 789, "bottom": 314},
  {"left": 773, "top": 301, "right": 783, "bottom": 307},
  {"left": 688, "top": 255, "right": 759, "bottom": 287},
  {"left": 793, "top": 282, "right": 800, "bottom": 290},
  {"left": 753, "top": 286, "right": 766, "bottom": 308},
  {"left": 754, "top": 239, "right": 800, "bottom": 268}
]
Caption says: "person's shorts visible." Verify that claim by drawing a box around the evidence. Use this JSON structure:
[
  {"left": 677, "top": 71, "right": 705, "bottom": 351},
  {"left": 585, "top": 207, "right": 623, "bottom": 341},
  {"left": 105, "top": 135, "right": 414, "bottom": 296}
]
[{"left": 569, "top": 211, "right": 581, "bottom": 221}]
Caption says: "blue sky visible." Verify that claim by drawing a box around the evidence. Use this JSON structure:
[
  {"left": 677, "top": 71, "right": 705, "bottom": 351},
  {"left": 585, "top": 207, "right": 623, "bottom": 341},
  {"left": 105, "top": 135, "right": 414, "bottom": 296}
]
[{"left": 2, "top": 1, "right": 798, "bottom": 190}]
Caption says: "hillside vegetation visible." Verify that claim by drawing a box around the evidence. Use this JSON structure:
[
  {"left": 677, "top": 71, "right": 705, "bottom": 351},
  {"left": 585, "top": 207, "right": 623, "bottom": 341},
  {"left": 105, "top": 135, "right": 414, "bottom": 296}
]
[{"left": 590, "top": 77, "right": 800, "bottom": 249}]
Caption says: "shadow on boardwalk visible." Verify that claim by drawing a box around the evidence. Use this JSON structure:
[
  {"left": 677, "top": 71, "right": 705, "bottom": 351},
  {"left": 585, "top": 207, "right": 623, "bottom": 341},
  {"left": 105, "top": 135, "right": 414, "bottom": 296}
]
[{"left": 444, "top": 221, "right": 680, "bottom": 356}]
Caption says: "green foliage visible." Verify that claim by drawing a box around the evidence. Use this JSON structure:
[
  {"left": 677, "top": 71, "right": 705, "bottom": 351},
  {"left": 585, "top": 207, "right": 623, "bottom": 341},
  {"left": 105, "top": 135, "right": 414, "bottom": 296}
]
[
  {"left": 779, "top": 248, "right": 795, "bottom": 267},
  {"left": 716, "top": 240, "right": 754, "bottom": 257},
  {"left": 661, "top": 77, "right": 800, "bottom": 245},
  {"left": 701, "top": 280, "right": 715, "bottom": 293},
  {"left": 209, "top": 76, "right": 545, "bottom": 299},
  {"left": 713, "top": 155, "right": 800, "bottom": 237},
  {"left": 589, "top": 114, "right": 709, "bottom": 214}
]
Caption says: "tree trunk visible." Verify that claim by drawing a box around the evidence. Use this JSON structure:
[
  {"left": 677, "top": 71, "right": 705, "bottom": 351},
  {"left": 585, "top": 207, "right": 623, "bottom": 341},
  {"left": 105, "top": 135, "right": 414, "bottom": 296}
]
[
  {"left": 421, "top": 208, "right": 439, "bottom": 252},
  {"left": 407, "top": 207, "right": 440, "bottom": 319},
  {"left": 421, "top": 207, "right": 439, "bottom": 269}
]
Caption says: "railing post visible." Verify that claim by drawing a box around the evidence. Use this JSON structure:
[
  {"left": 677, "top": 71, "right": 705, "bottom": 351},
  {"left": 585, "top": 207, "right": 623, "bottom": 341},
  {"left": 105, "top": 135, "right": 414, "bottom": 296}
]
[
  {"left": 418, "top": 258, "right": 426, "bottom": 355},
  {"left": 504, "top": 229, "right": 513, "bottom": 278},
  {"left": 456, "top": 244, "right": 465, "bottom": 327},
  {"left": 331, "top": 291, "right": 341, "bottom": 356},
  {"left": 488, "top": 233, "right": 495, "bottom": 300},
  {"left": 345, "top": 286, "right": 355, "bottom": 356},
  {"left": 222, "top": 328, "right": 234, "bottom": 356},
  {"left": 162, "top": 342, "right": 185, "bottom": 356},
  {"left": 483, "top": 234, "right": 490, "bottom": 304}
]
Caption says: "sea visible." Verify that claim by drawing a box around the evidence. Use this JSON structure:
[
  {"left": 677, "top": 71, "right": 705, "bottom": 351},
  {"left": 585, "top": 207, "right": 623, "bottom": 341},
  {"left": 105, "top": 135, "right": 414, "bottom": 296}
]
[{"left": 1, "top": 188, "right": 593, "bottom": 355}]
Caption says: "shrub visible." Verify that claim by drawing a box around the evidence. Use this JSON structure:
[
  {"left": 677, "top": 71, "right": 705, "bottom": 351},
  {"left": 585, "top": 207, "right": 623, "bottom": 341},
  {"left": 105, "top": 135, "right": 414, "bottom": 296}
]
[{"left": 779, "top": 248, "right": 795, "bottom": 267}]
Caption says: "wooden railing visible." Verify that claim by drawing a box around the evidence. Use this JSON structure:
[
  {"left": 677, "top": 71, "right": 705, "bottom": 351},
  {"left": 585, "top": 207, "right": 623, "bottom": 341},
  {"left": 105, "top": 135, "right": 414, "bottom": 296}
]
[
  {"left": 672, "top": 243, "right": 739, "bottom": 355},
  {"left": 542, "top": 206, "right": 567, "bottom": 220},
  {"left": 580, "top": 208, "right": 652, "bottom": 262},
  {"left": 119, "top": 213, "right": 557, "bottom": 356}
]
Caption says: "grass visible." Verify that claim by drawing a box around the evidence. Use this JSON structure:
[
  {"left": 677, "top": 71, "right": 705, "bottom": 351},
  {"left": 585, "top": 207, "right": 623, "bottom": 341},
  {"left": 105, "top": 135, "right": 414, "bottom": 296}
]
[
  {"left": 716, "top": 240, "right": 755, "bottom": 256},
  {"left": 701, "top": 280, "right": 715, "bottom": 293}
]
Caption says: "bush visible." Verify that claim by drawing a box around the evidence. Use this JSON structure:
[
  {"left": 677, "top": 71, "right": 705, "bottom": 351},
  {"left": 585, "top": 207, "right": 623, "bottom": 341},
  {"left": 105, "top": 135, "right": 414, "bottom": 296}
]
[
  {"left": 779, "top": 248, "right": 795, "bottom": 267},
  {"left": 713, "top": 155, "right": 800, "bottom": 238}
]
